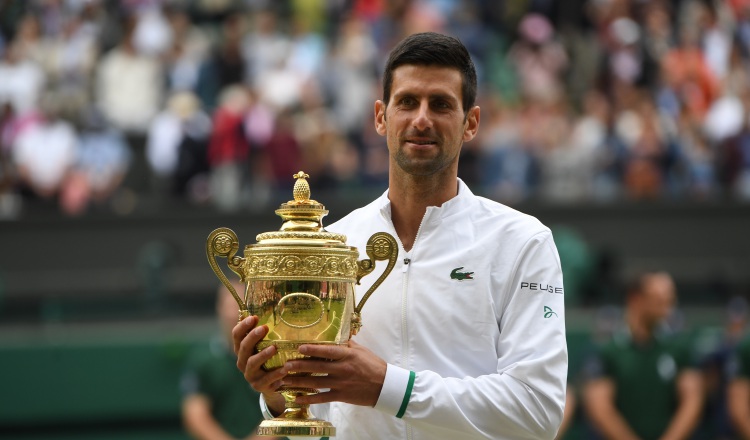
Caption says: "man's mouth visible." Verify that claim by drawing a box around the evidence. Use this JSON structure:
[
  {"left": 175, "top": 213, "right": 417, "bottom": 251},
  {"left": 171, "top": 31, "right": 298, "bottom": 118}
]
[{"left": 406, "top": 138, "right": 437, "bottom": 146}]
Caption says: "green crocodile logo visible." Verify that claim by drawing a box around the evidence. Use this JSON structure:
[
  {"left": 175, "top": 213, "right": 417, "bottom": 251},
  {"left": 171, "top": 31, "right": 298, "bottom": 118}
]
[{"left": 450, "top": 267, "right": 474, "bottom": 281}]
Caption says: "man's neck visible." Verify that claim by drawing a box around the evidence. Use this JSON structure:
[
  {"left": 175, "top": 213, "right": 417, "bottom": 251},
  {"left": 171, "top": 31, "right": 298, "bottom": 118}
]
[
  {"left": 388, "top": 171, "right": 458, "bottom": 252},
  {"left": 626, "top": 311, "right": 655, "bottom": 344}
]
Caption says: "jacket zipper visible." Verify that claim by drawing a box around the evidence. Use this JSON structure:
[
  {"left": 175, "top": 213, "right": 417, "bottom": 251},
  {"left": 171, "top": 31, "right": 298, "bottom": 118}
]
[
  {"left": 381, "top": 205, "right": 429, "bottom": 440},
  {"left": 396, "top": 212, "right": 428, "bottom": 440}
]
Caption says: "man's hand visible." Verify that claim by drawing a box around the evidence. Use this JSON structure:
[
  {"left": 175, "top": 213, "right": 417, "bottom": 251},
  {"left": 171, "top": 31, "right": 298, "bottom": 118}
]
[
  {"left": 232, "top": 316, "right": 288, "bottom": 414},
  {"left": 282, "top": 340, "right": 387, "bottom": 407}
]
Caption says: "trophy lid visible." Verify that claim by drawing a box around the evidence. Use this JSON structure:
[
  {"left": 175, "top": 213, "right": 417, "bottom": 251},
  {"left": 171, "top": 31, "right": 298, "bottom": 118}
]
[{"left": 255, "top": 171, "right": 348, "bottom": 246}]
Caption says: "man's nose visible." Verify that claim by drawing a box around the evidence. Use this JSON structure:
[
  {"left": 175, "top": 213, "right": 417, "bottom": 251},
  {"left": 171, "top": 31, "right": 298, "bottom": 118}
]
[{"left": 412, "top": 101, "right": 433, "bottom": 131}]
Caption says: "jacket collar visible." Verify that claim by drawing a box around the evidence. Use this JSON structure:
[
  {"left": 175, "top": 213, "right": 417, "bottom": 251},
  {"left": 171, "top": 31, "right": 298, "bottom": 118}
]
[{"left": 376, "top": 178, "right": 475, "bottom": 221}]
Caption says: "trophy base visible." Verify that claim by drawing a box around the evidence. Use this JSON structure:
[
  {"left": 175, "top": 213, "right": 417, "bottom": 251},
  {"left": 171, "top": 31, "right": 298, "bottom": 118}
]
[{"left": 257, "top": 418, "right": 335, "bottom": 437}]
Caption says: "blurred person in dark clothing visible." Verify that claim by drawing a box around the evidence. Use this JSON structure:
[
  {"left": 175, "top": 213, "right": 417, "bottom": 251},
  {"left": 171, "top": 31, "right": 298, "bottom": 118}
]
[
  {"left": 728, "top": 329, "right": 750, "bottom": 439},
  {"left": 701, "top": 297, "right": 749, "bottom": 440},
  {"left": 583, "top": 271, "right": 704, "bottom": 440},
  {"left": 181, "top": 282, "right": 281, "bottom": 440},
  {"left": 195, "top": 12, "right": 246, "bottom": 111}
]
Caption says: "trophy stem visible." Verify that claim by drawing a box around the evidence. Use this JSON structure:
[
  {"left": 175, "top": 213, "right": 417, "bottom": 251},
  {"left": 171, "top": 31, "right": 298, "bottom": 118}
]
[
  {"left": 256, "top": 387, "right": 336, "bottom": 437},
  {"left": 280, "top": 388, "right": 315, "bottom": 418}
]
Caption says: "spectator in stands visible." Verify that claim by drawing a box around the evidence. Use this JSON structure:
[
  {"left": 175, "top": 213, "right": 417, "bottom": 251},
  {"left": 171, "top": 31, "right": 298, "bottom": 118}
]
[
  {"left": 661, "top": 27, "right": 721, "bottom": 123},
  {"left": 618, "top": 94, "right": 674, "bottom": 199},
  {"left": 728, "top": 329, "right": 750, "bottom": 439},
  {"left": 12, "top": 93, "right": 78, "bottom": 202},
  {"left": 537, "top": 101, "right": 595, "bottom": 202},
  {"left": 196, "top": 12, "right": 246, "bottom": 112},
  {"left": 207, "top": 85, "right": 251, "bottom": 212},
  {"left": 697, "top": 1, "right": 733, "bottom": 82},
  {"left": 181, "top": 281, "right": 280, "bottom": 440},
  {"left": 262, "top": 108, "right": 303, "bottom": 191},
  {"left": 96, "top": 14, "right": 163, "bottom": 136},
  {"left": 477, "top": 101, "right": 536, "bottom": 202},
  {"left": 716, "top": 90, "right": 750, "bottom": 199},
  {"left": 10, "top": 14, "right": 44, "bottom": 64},
  {"left": 164, "top": 8, "right": 210, "bottom": 94},
  {"left": 61, "top": 109, "right": 126, "bottom": 215},
  {"left": 146, "top": 91, "right": 211, "bottom": 198},
  {"left": 583, "top": 271, "right": 704, "bottom": 440},
  {"left": 241, "top": 9, "right": 290, "bottom": 91},
  {"left": 0, "top": 101, "right": 21, "bottom": 217},
  {"left": 327, "top": 15, "right": 379, "bottom": 139},
  {"left": 37, "top": 10, "right": 99, "bottom": 126},
  {"left": 59, "top": 107, "right": 131, "bottom": 216},
  {"left": 0, "top": 41, "right": 45, "bottom": 118},
  {"left": 131, "top": 3, "right": 172, "bottom": 59},
  {"left": 507, "top": 13, "right": 568, "bottom": 106}
]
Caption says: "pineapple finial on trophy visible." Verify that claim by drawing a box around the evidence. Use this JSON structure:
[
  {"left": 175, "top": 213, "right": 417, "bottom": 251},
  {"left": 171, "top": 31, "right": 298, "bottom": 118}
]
[{"left": 293, "top": 171, "right": 311, "bottom": 203}]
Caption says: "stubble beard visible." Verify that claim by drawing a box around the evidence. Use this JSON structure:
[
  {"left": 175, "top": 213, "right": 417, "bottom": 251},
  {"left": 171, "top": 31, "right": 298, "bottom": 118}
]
[{"left": 392, "top": 137, "right": 458, "bottom": 177}]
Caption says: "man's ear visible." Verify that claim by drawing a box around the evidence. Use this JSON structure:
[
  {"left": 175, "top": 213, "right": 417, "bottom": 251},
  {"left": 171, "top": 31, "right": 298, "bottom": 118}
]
[
  {"left": 463, "top": 106, "right": 480, "bottom": 142},
  {"left": 374, "top": 100, "right": 387, "bottom": 136}
]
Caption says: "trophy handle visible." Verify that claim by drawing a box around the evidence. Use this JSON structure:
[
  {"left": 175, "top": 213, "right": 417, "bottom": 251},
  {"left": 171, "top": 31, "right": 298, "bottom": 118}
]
[
  {"left": 206, "top": 227, "right": 248, "bottom": 319},
  {"left": 351, "top": 232, "right": 398, "bottom": 335}
]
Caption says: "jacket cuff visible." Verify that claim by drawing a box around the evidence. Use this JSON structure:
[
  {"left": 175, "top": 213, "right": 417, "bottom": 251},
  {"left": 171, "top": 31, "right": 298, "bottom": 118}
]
[
  {"left": 374, "top": 363, "right": 416, "bottom": 418},
  {"left": 259, "top": 394, "right": 275, "bottom": 420}
]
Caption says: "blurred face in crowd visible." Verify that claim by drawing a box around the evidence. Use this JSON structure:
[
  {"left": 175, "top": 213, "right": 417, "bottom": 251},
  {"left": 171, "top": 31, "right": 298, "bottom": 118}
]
[
  {"left": 635, "top": 272, "right": 676, "bottom": 330},
  {"left": 374, "top": 64, "right": 479, "bottom": 178}
]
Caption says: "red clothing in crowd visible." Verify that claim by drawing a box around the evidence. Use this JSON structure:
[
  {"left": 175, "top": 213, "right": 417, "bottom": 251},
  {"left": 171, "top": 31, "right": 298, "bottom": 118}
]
[{"left": 207, "top": 108, "right": 249, "bottom": 166}]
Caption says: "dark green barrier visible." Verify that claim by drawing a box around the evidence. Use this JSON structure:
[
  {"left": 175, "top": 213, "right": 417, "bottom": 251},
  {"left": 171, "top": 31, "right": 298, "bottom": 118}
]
[{"left": 0, "top": 330, "right": 201, "bottom": 440}]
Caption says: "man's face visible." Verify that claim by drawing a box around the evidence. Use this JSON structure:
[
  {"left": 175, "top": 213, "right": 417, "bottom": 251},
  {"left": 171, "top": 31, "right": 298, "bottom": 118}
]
[
  {"left": 640, "top": 273, "right": 676, "bottom": 328},
  {"left": 374, "top": 65, "right": 479, "bottom": 177}
]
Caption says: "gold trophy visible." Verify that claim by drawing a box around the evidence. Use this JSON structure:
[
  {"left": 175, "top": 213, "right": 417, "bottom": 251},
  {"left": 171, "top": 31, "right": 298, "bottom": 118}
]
[{"left": 206, "top": 172, "right": 398, "bottom": 437}]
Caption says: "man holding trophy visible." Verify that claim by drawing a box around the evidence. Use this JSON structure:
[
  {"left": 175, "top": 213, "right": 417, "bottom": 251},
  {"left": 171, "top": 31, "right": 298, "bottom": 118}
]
[{"left": 231, "top": 32, "right": 568, "bottom": 439}]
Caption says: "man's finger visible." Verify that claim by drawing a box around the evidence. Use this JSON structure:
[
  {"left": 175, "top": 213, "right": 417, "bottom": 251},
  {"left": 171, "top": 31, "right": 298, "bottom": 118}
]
[
  {"left": 232, "top": 315, "right": 258, "bottom": 354},
  {"left": 245, "top": 346, "right": 289, "bottom": 392},
  {"left": 298, "top": 343, "right": 348, "bottom": 360},
  {"left": 284, "top": 358, "right": 341, "bottom": 376},
  {"left": 295, "top": 389, "right": 341, "bottom": 405},
  {"left": 246, "top": 345, "right": 282, "bottom": 377},
  {"left": 282, "top": 372, "right": 335, "bottom": 390},
  {"left": 236, "top": 324, "right": 268, "bottom": 371}
]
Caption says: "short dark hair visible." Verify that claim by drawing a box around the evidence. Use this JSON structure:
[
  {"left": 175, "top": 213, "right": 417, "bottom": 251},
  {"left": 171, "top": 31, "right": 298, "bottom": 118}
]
[
  {"left": 625, "top": 270, "right": 669, "bottom": 298},
  {"left": 382, "top": 32, "right": 477, "bottom": 114}
]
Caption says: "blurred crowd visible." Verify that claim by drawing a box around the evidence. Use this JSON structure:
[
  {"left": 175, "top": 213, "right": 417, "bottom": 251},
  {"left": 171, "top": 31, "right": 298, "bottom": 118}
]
[{"left": 1, "top": 0, "right": 750, "bottom": 216}]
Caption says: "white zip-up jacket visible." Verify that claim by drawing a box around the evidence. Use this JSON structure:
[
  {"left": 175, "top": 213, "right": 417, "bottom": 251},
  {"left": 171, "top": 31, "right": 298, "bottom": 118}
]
[{"left": 273, "top": 180, "right": 567, "bottom": 439}]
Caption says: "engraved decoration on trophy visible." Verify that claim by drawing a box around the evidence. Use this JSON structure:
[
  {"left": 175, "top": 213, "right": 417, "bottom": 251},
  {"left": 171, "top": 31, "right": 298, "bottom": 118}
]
[{"left": 206, "top": 171, "right": 398, "bottom": 437}]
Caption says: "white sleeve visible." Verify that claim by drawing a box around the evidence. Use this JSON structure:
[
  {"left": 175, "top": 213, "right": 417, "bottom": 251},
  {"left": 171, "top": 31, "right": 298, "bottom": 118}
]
[{"left": 374, "top": 231, "right": 568, "bottom": 439}]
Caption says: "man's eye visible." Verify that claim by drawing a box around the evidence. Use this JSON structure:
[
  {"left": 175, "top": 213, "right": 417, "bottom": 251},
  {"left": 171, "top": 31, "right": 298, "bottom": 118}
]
[{"left": 400, "top": 97, "right": 416, "bottom": 106}]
